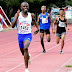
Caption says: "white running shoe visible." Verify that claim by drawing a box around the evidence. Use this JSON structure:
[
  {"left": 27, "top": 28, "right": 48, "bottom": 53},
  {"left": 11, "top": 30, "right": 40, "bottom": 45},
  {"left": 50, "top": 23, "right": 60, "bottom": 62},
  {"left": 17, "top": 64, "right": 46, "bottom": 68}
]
[
  {"left": 28, "top": 54, "right": 31, "bottom": 65},
  {"left": 25, "top": 68, "right": 29, "bottom": 72},
  {"left": 60, "top": 50, "right": 64, "bottom": 54}
]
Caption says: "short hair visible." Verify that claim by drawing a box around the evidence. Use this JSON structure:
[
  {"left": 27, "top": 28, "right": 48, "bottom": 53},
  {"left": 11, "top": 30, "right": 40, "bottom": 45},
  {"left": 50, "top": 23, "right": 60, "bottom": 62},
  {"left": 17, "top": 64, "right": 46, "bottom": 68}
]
[
  {"left": 60, "top": 9, "right": 64, "bottom": 11},
  {"left": 21, "top": 2, "right": 29, "bottom": 7},
  {"left": 41, "top": 5, "right": 46, "bottom": 8}
]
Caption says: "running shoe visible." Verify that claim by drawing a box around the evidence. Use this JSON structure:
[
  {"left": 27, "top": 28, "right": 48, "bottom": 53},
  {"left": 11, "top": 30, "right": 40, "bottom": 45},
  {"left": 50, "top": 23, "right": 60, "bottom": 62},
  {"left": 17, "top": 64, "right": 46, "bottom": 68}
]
[
  {"left": 60, "top": 50, "right": 64, "bottom": 54},
  {"left": 25, "top": 68, "right": 29, "bottom": 72},
  {"left": 42, "top": 49, "right": 46, "bottom": 53}
]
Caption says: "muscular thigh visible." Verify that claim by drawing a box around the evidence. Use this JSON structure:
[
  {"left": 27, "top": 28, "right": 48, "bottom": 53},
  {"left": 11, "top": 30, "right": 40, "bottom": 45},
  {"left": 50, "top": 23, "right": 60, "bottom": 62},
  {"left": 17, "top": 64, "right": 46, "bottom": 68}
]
[
  {"left": 45, "top": 29, "right": 50, "bottom": 41},
  {"left": 46, "top": 34, "right": 50, "bottom": 41},
  {"left": 40, "top": 33, "right": 44, "bottom": 39},
  {"left": 45, "top": 29, "right": 50, "bottom": 35},
  {"left": 24, "top": 40, "right": 30, "bottom": 49},
  {"left": 61, "top": 34, "right": 65, "bottom": 40},
  {"left": 40, "top": 29, "right": 44, "bottom": 38},
  {"left": 56, "top": 36, "right": 60, "bottom": 43}
]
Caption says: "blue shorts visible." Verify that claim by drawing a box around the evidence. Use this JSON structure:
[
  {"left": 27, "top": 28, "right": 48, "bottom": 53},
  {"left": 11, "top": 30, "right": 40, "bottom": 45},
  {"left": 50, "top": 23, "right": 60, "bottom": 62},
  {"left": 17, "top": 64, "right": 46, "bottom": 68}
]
[{"left": 18, "top": 33, "right": 32, "bottom": 48}]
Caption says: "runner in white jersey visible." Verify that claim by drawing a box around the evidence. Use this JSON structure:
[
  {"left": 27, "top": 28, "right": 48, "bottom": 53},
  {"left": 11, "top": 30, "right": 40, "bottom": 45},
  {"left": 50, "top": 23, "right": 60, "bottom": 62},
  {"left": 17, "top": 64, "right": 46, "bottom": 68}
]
[{"left": 12, "top": 2, "right": 39, "bottom": 72}]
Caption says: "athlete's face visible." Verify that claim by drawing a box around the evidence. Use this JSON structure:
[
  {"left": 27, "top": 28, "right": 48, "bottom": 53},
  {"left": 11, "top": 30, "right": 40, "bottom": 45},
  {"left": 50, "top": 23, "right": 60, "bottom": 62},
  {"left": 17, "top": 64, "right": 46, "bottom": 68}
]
[
  {"left": 41, "top": 6, "right": 46, "bottom": 12},
  {"left": 60, "top": 10, "right": 64, "bottom": 16},
  {"left": 21, "top": 2, "right": 29, "bottom": 13}
]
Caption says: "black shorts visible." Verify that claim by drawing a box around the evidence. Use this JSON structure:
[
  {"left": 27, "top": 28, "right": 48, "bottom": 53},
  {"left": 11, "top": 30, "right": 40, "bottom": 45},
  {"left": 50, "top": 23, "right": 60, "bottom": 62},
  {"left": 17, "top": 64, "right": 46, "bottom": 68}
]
[{"left": 40, "top": 29, "right": 50, "bottom": 34}]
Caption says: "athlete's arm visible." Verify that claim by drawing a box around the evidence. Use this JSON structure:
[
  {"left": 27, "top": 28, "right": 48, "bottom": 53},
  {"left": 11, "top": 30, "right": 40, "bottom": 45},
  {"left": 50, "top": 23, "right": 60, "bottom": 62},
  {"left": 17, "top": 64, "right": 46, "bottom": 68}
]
[
  {"left": 52, "top": 17, "right": 58, "bottom": 33},
  {"left": 37, "top": 14, "right": 40, "bottom": 25},
  {"left": 12, "top": 9, "right": 20, "bottom": 28},
  {"left": 48, "top": 14, "right": 52, "bottom": 27},
  {"left": 65, "top": 18, "right": 69, "bottom": 30},
  {"left": 31, "top": 13, "right": 39, "bottom": 34}
]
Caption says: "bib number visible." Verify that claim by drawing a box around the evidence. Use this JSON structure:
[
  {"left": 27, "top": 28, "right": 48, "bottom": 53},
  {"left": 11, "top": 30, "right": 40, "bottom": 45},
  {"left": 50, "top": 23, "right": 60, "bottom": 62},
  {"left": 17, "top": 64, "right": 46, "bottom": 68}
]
[
  {"left": 58, "top": 21, "right": 65, "bottom": 27},
  {"left": 42, "top": 18, "right": 48, "bottom": 23},
  {"left": 20, "top": 24, "right": 30, "bottom": 31}
]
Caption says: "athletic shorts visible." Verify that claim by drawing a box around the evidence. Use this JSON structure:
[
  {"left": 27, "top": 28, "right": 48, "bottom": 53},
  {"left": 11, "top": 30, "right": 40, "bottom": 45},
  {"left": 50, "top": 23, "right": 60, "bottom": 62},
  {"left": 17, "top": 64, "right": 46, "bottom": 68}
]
[
  {"left": 40, "top": 29, "right": 50, "bottom": 34},
  {"left": 18, "top": 33, "right": 32, "bottom": 48},
  {"left": 56, "top": 32, "right": 66, "bottom": 36}
]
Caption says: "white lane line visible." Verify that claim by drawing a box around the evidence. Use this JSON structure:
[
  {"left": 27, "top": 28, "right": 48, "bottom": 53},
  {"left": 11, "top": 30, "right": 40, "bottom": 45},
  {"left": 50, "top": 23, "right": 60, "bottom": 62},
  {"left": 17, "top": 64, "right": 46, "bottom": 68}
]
[
  {"left": 0, "top": 40, "right": 41, "bottom": 57},
  {"left": 0, "top": 49, "right": 19, "bottom": 57},
  {"left": 70, "top": 70, "right": 72, "bottom": 72},
  {"left": 0, "top": 42, "right": 56, "bottom": 57},
  {"left": 0, "top": 35, "right": 17, "bottom": 41},
  {"left": 0, "top": 31, "right": 17, "bottom": 40},
  {"left": 5, "top": 37, "right": 72, "bottom": 72},
  {"left": 0, "top": 32, "right": 57, "bottom": 57},
  {"left": 0, "top": 40, "right": 56, "bottom": 58},
  {"left": 0, "top": 29, "right": 71, "bottom": 47},
  {"left": 56, "top": 57, "right": 72, "bottom": 72},
  {"left": 0, "top": 41, "right": 17, "bottom": 47}
]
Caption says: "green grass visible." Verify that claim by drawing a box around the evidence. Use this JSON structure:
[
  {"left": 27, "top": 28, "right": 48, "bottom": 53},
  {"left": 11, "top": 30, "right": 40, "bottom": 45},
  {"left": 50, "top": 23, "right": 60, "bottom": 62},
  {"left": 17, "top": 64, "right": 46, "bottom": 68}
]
[
  {"left": 5, "top": 28, "right": 14, "bottom": 31},
  {"left": 0, "top": 28, "right": 16, "bottom": 32},
  {"left": 66, "top": 65, "right": 72, "bottom": 68}
]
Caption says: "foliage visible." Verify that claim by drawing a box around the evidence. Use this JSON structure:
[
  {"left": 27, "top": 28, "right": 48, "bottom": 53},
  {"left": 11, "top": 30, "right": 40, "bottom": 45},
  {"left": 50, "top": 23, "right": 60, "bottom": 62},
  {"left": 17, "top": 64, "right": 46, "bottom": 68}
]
[
  {"left": 65, "top": 0, "right": 72, "bottom": 6},
  {"left": 0, "top": 0, "right": 72, "bottom": 20}
]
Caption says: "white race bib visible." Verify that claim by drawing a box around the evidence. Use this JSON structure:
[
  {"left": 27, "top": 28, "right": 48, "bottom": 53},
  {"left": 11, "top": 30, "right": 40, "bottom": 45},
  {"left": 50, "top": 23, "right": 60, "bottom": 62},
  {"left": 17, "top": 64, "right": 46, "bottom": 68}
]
[
  {"left": 58, "top": 21, "right": 65, "bottom": 27},
  {"left": 20, "top": 24, "right": 30, "bottom": 31},
  {"left": 42, "top": 18, "right": 48, "bottom": 23}
]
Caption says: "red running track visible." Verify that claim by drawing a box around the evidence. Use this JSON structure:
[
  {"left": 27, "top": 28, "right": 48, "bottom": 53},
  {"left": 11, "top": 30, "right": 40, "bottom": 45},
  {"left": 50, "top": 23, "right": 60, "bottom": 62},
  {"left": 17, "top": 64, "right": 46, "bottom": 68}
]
[{"left": 0, "top": 24, "right": 72, "bottom": 72}]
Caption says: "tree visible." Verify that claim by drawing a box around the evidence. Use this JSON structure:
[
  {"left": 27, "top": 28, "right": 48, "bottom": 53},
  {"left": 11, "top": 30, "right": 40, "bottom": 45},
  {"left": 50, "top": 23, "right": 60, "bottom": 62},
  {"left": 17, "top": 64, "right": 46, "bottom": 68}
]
[
  {"left": 0, "top": 0, "right": 71, "bottom": 20},
  {"left": 65, "top": 0, "right": 72, "bottom": 6}
]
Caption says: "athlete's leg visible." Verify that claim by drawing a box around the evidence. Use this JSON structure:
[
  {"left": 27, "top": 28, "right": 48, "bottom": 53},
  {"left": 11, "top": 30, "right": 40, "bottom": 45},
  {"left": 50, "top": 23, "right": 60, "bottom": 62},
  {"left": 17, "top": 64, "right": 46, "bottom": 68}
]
[
  {"left": 56, "top": 36, "right": 60, "bottom": 44},
  {"left": 24, "top": 40, "right": 30, "bottom": 68},
  {"left": 61, "top": 34, "right": 65, "bottom": 51},
  {"left": 18, "top": 34, "right": 24, "bottom": 56},
  {"left": 40, "top": 33, "right": 45, "bottom": 51},
  {"left": 56, "top": 33, "right": 60, "bottom": 44},
  {"left": 46, "top": 29, "right": 51, "bottom": 42},
  {"left": 46, "top": 34, "right": 50, "bottom": 42},
  {"left": 20, "top": 48, "right": 24, "bottom": 56},
  {"left": 40, "top": 29, "right": 46, "bottom": 52}
]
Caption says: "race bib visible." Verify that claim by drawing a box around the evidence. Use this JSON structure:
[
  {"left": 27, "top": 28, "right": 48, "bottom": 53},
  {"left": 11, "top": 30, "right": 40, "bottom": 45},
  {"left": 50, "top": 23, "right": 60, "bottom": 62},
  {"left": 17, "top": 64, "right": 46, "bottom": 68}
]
[
  {"left": 58, "top": 21, "right": 65, "bottom": 27},
  {"left": 20, "top": 24, "right": 30, "bottom": 31},
  {"left": 42, "top": 18, "right": 48, "bottom": 23}
]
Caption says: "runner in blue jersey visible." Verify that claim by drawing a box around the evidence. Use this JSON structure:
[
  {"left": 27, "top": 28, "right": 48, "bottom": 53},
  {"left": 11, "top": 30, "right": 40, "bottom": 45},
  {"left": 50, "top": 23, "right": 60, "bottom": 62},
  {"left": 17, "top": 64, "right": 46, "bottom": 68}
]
[
  {"left": 37, "top": 5, "right": 52, "bottom": 53},
  {"left": 12, "top": 2, "right": 39, "bottom": 72}
]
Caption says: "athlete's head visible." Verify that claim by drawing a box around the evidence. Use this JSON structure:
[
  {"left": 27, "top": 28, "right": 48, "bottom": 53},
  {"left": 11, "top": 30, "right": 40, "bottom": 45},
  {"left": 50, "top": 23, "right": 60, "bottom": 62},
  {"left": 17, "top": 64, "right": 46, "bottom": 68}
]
[
  {"left": 41, "top": 5, "right": 46, "bottom": 13},
  {"left": 21, "top": 2, "right": 29, "bottom": 13},
  {"left": 59, "top": 9, "right": 64, "bottom": 16}
]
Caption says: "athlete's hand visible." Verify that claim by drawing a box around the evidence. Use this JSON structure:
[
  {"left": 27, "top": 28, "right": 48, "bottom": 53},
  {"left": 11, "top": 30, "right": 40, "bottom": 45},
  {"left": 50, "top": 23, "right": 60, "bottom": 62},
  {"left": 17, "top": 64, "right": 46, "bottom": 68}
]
[
  {"left": 17, "top": 9, "right": 20, "bottom": 17},
  {"left": 67, "top": 27, "right": 69, "bottom": 30},
  {"left": 52, "top": 29, "right": 55, "bottom": 34},
  {"left": 51, "top": 23, "right": 52, "bottom": 27},
  {"left": 34, "top": 29, "right": 39, "bottom": 34}
]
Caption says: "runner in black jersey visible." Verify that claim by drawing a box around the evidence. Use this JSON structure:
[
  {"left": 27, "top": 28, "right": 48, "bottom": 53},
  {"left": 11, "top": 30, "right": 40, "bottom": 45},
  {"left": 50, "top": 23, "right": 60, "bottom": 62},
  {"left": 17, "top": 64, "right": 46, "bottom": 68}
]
[{"left": 52, "top": 9, "right": 69, "bottom": 54}]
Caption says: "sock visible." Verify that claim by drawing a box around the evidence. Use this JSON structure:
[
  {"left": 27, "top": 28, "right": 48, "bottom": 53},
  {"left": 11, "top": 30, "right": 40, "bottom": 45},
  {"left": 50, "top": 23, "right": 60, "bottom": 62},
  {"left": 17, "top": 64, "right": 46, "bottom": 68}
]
[{"left": 41, "top": 38, "right": 45, "bottom": 50}]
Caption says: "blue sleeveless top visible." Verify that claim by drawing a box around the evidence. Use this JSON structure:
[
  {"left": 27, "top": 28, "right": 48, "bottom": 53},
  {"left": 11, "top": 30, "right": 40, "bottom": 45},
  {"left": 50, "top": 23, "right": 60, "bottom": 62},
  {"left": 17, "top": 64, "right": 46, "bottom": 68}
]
[{"left": 39, "top": 12, "right": 50, "bottom": 30}]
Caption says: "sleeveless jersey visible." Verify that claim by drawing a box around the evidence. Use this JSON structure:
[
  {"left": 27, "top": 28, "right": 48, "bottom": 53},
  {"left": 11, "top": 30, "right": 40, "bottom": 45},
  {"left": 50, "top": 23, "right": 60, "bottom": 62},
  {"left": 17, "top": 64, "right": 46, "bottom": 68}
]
[
  {"left": 39, "top": 12, "right": 50, "bottom": 30},
  {"left": 17, "top": 12, "right": 32, "bottom": 34},
  {"left": 56, "top": 18, "right": 66, "bottom": 34}
]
